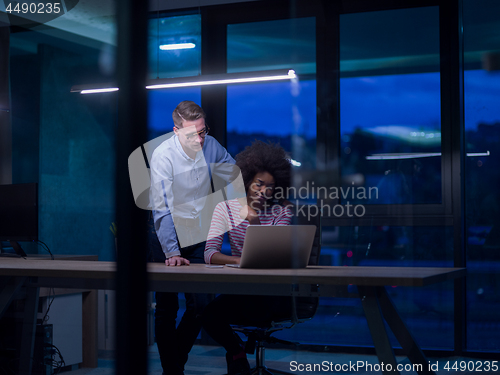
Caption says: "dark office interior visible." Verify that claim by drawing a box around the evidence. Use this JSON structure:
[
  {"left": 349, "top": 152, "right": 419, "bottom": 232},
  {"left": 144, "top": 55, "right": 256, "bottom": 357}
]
[{"left": 1, "top": 0, "right": 500, "bottom": 374}]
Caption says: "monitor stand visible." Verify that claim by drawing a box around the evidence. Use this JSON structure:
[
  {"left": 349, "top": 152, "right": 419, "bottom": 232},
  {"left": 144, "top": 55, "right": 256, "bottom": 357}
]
[
  {"left": 10, "top": 241, "right": 27, "bottom": 257},
  {"left": 0, "top": 241, "right": 27, "bottom": 258},
  {"left": 0, "top": 252, "right": 22, "bottom": 257}
]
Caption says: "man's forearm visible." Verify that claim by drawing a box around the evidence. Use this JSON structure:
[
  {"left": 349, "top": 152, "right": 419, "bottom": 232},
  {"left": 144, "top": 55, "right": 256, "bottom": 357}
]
[{"left": 154, "top": 212, "right": 180, "bottom": 257}]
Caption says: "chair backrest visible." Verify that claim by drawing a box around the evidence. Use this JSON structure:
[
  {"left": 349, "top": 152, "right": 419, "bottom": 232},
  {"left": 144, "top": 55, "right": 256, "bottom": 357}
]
[
  {"left": 291, "top": 205, "right": 322, "bottom": 266},
  {"left": 290, "top": 205, "right": 322, "bottom": 320},
  {"left": 235, "top": 205, "right": 322, "bottom": 329}
]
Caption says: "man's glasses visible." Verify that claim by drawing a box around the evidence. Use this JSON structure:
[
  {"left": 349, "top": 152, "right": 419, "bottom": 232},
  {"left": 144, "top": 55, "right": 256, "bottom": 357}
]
[{"left": 175, "top": 125, "right": 210, "bottom": 140}]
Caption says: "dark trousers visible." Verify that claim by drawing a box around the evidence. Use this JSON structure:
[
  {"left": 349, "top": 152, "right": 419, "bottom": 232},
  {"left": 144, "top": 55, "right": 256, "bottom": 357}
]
[
  {"left": 201, "top": 294, "right": 292, "bottom": 356},
  {"left": 148, "top": 215, "right": 213, "bottom": 375}
]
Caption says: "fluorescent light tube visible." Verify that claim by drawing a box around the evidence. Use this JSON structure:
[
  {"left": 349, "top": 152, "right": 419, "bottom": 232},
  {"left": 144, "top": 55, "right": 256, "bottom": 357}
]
[
  {"left": 71, "top": 69, "right": 296, "bottom": 94},
  {"left": 466, "top": 151, "right": 490, "bottom": 157},
  {"left": 146, "top": 70, "right": 296, "bottom": 90},
  {"left": 81, "top": 88, "right": 119, "bottom": 94},
  {"left": 159, "top": 43, "right": 196, "bottom": 50},
  {"left": 366, "top": 153, "right": 441, "bottom": 160},
  {"left": 366, "top": 151, "right": 490, "bottom": 160}
]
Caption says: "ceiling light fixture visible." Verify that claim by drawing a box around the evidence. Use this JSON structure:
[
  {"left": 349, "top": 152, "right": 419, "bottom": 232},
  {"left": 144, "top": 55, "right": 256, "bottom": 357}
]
[
  {"left": 366, "top": 151, "right": 490, "bottom": 160},
  {"left": 147, "top": 69, "right": 296, "bottom": 90},
  {"left": 80, "top": 87, "right": 119, "bottom": 94},
  {"left": 159, "top": 43, "right": 196, "bottom": 50},
  {"left": 71, "top": 69, "right": 297, "bottom": 94}
]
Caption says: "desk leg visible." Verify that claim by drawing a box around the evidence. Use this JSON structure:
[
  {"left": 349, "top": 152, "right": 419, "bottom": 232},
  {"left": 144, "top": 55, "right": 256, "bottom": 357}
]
[
  {"left": 82, "top": 290, "right": 98, "bottom": 368},
  {"left": 377, "top": 286, "right": 436, "bottom": 375},
  {"left": 0, "top": 276, "right": 26, "bottom": 319},
  {"left": 358, "top": 285, "right": 399, "bottom": 374},
  {"left": 19, "top": 280, "right": 39, "bottom": 375}
]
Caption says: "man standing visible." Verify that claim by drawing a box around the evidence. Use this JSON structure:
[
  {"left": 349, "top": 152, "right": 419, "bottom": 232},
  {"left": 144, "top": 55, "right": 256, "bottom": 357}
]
[{"left": 148, "top": 101, "right": 236, "bottom": 375}]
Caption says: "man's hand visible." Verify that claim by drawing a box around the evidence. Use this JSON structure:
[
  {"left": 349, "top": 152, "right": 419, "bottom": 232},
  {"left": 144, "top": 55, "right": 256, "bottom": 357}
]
[{"left": 165, "top": 256, "right": 190, "bottom": 266}]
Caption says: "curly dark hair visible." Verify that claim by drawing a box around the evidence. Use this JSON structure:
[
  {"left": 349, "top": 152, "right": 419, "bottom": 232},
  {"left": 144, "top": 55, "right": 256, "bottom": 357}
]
[{"left": 235, "top": 141, "right": 291, "bottom": 199}]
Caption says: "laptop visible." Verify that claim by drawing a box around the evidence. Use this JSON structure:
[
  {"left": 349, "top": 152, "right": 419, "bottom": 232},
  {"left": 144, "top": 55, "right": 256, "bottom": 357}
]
[{"left": 229, "top": 225, "right": 316, "bottom": 269}]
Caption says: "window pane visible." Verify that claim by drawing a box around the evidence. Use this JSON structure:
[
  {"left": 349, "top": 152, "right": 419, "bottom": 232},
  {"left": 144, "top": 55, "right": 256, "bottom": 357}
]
[
  {"left": 227, "top": 17, "right": 315, "bottom": 75},
  {"left": 276, "top": 225, "right": 454, "bottom": 348},
  {"left": 288, "top": 282, "right": 454, "bottom": 349},
  {"left": 148, "top": 88, "right": 201, "bottom": 141},
  {"left": 148, "top": 14, "right": 201, "bottom": 79},
  {"left": 227, "top": 80, "right": 316, "bottom": 170},
  {"left": 340, "top": 7, "right": 441, "bottom": 205},
  {"left": 464, "top": 0, "right": 500, "bottom": 352},
  {"left": 323, "top": 225, "right": 453, "bottom": 266},
  {"left": 334, "top": 225, "right": 453, "bottom": 351},
  {"left": 227, "top": 17, "right": 316, "bottom": 178}
]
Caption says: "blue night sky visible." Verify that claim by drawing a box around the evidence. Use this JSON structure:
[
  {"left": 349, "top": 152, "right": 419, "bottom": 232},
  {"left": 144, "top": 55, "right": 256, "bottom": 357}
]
[
  {"left": 340, "top": 72, "right": 441, "bottom": 134},
  {"left": 148, "top": 87, "right": 201, "bottom": 136},
  {"left": 148, "top": 70, "right": 500, "bottom": 138},
  {"left": 226, "top": 80, "right": 317, "bottom": 138},
  {"left": 465, "top": 70, "right": 500, "bottom": 130}
]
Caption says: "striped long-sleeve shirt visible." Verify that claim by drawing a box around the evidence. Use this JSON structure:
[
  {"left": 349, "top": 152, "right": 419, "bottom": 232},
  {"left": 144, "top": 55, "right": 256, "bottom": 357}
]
[{"left": 204, "top": 199, "right": 293, "bottom": 264}]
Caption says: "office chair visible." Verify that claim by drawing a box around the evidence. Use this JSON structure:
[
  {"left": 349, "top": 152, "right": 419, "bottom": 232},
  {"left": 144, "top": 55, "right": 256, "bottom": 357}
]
[{"left": 234, "top": 205, "right": 322, "bottom": 375}]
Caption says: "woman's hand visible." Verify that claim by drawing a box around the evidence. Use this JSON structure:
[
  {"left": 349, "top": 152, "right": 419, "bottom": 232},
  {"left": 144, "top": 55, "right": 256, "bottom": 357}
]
[
  {"left": 209, "top": 252, "right": 240, "bottom": 265},
  {"left": 239, "top": 204, "right": 260, "bottom": 224}
]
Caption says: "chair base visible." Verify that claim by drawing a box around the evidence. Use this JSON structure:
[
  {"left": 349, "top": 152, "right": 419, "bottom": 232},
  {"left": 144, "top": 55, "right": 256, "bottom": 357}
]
[
  {"left": 250, "top": 342, "right": 295, "bottom": 375},
  {"left": 250, "top": 366, "right": 293, "bottom": 375}
]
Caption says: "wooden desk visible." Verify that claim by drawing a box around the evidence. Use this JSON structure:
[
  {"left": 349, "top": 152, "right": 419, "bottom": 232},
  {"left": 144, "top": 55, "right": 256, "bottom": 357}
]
[{"left": 0, "top": 259, "right": 466, "bottom": 375}]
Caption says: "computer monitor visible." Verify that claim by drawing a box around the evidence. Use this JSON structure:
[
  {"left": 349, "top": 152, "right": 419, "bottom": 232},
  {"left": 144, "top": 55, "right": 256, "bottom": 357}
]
[{"left": 0, "top": 183, "right": 38, "bottom": 256}]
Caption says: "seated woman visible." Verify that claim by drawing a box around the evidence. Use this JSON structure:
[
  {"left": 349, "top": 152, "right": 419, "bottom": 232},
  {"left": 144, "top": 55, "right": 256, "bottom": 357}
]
[{"left": 202, "top": 141, "right": 293, "bottom": 375}]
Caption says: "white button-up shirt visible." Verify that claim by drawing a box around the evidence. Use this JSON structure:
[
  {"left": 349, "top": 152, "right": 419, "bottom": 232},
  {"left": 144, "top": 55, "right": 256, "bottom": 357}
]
[{"left": 150, "top": 134, "right": 235, "bottom": 258}]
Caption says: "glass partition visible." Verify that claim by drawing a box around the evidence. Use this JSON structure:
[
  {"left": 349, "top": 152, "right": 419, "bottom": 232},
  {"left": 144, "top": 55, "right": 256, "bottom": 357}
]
[
  {"left": 3, "top": 3, "right": 120, "bottom": 373},
  {"left": 5, "top": 0, "right": 500, "bottom": 364},
  {"left": 464, "top": 0, "right": 500, "bottom": 352},
  {"left": 9, "top": 6, "right": 118, "bottom": 261}
]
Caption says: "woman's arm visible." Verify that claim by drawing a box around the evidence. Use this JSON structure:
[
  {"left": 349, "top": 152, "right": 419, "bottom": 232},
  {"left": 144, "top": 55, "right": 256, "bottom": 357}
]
[
  {"left": 204, "top": 203, "right": 228, "bottom": 264},
  {"left": 205, "top": 201, "right": 242, "bottom": 264},
  {"left": 209, "top": 251, "right": 240, "bottom": 265},
  {"left": 274, "top": 205, "right": 293, "bottom": 226}
]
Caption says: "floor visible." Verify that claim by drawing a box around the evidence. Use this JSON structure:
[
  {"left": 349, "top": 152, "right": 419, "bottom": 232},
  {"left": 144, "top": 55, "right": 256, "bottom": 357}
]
[{"left": 60, "top": 344, "right": 490, "bottom": 375}]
